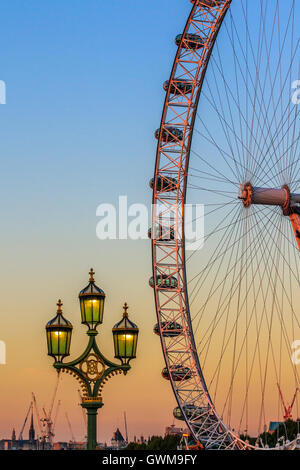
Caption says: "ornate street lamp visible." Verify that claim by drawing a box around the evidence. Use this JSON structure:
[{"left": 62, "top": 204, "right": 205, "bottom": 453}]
[
  {"left": 46, "top": 300, "right": 73, "bottom": 362},
  {"left": 45, "top": 269, "right": 139, "bottom": 451},
  {"left": 79, "top": 269, "right": 105, "bottom": 330}
]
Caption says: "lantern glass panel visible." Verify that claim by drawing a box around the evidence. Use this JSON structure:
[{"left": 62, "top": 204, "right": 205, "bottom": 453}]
[
  {"left": 114, "top": 330, "right": 138, "bottom": 361},
  {"left": 47, "top": 328, "right": 71, "bottom": 358},
  {"left": 80, "top": 296, "right": 104, "bottom": 327}
]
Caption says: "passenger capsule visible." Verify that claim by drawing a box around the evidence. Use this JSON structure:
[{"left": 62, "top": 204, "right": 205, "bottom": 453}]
[
  {"left": 162, "top": 365, "right": 194, "bottom": 382},
  {"left": 149, "top": 176, "right": 177, "bottom": 192},
  {"left": 149, "top": 224, "right": 175, "bottom": 241},
  {"left": 159, "top": 226, "right": 175, "bottom": 241},
  {"left": 153, "top": 321, "right": 183, "bottom": 337},
  {"left": 155, "top": 126, "right": 183, "bottom": 143},
  {"left": 163, "top": 79, "right": 193, "bottom": 95},
  {"left": 149, "top": 274, "right": 178, "bottom": 290},
  {"left": 173, "top": 405, "right": 210, "bottom": 421},
  {"left": 157, "top": 225, "right": 175, "bottom": 241},
  {"left": 175, "top": 33, "right": 205, "bottom": 50}
]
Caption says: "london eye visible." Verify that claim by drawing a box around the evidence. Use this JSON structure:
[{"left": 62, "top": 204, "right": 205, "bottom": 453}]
[{"left": 150, "top": 0, "right": 300, "bottom": 449}]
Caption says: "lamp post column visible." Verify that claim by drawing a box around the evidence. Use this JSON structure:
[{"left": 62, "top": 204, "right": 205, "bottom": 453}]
[{"left": 81, "top": 402, "right": 103, "bottom": 450}]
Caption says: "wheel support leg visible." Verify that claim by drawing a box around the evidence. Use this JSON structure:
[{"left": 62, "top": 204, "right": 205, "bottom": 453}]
[{"left": 289, "top": 213, "right": 300, "bottom": 251}]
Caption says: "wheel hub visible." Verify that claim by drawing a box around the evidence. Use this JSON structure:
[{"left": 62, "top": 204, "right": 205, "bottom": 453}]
[
  {"left": 239, "top": 183, "right": 300, "bottom": 213},
  {"left": 239, "top": 183, "right": 300, "bottom": 250}
]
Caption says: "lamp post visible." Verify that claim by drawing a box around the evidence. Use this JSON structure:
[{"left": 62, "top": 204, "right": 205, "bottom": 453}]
[{"left": 46, "top": 269, "right": 139, "bottom": 450}]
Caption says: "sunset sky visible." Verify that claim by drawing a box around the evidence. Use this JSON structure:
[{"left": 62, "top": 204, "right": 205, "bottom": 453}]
[
  {"left": 0, "top": 0, "right": 299, "bottom": 445},
  {"left": 0, "top": 0, "right": 191, "bottom": 443}
]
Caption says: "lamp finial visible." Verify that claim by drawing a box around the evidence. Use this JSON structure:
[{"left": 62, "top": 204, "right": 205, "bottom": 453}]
[
  {"left": 57, "top": 299, "right": 63, "bottom": 314},
  {"left": 89, "top": 268, "right": 95, "bottom": 282},
  {"left": 123, "top": 302, "right": 129, "bottom": 318}
]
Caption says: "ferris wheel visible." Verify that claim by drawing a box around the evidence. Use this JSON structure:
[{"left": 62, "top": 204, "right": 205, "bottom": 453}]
[{"left": 150, "top": 0, "right": 300, "bottom": 449}]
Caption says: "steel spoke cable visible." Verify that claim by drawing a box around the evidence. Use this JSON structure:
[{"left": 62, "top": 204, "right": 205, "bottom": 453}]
[
  {"left": 193, "top": 120, "right": 252, "bottom": 183},
  {"left": 224, "top": 2, "right": 278, "bottom": 180},
  {"left": 190, "top": 145, "right": 244, "bottom": 187},
  {"left": 243, "top": 0, "right": 265, "bottom": 179},
  {"left": 187, "top": 183, "right": 237, "bottom": 198},
  {"left": 228, "top": 8, "right": 248, "bottom": 176},
  {"left": 187, "top": 205, "right": 271, "bottom": 294},
  {"left": 213, "top": 211, "right": 280, "bottom": 424},
  {"left": 250, "top": 0, "right": 279, "bottom": 173},
  {"left": 196, "top": 101, "right": 272, "bottom": 185},
  {"left": 189, "top": 211, "right": 271, "bottom": 327},
  {"left": 228, "top": 0, "right": 274, "bottom": 180},
  {"left": 197, "top": 13, "right": 300, "bottom": 188},
  {"left": 199, "top": 59, "right": 276, "bottom": 183},
  {"left": 252, "top": 208, "right": 297, "bottom": 377},
  {"left": 191, "top": 207, "right": 274, "bottom": 342},
  {"left": 218, "top": 208, "right": 284, "bottom": 430},
  {"left": 193, "top": 206, "right": 246, "bottom": 359},
  {"left": 253, "top": 0, "right": 284, "bottom": 181},
  {"left": 241, "top": 0, "right": 299, "bottom": 180},
  {"left": 253, "top": 208, "right": 300, "bottom": 315},
  {"left": 183, "top": 201, "right": 239, "bottom": 232},
  {"left": 206, "top": 42, "right": 245, "bottom": 181},
  {"left": 258, "top": 143, "right": 300, "bottom": 188},
  {"left": 212, "top": 212, "right": 271, "bottom": 429},
  {"left": 198, "top": 208, "right": 279, "bottom": 361},
  {"left": 188, "top": 168, "right": 239, "bottom": 185},
  {"left": 198, "top": 204, "right": 296, "bottom": 432},
  {"left": 255, "top": 100, "right": 300, "bottom": 186},
  {"left": 253, "top": 209, "right": 292, "bottom": 434},
  {"left": 252, "top": 37, "right": 300, "bottom": 182},
  {"left": 289, "top": 60, "right": 300, "bottom": 184},
  {"left": 239, "top": 210, "right": 284, "bottom": 435},
  {"left": 187, "top": 203, "right": 243, "bottom": 286}
]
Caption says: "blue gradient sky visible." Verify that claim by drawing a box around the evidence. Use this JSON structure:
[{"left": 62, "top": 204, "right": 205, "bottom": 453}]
[{"left": 0, "top": 0, "right": 192, "bottom": 443}]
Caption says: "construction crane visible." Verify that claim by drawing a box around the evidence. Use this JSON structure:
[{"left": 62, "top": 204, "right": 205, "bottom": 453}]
[
  {"left": 32, "top": 392, "right": 45, "bottom": 439},
  {"left": 277, "top": 383, "right": 299, "bottom": 421},
  {"left": 53, "top": 400, "right": 61, "bottom": 434},
  {"left": 18, "top": 401, "right": 32, "bottom": 441},
  {"left": 77, "top": 390, "right": 88, "bottom": 441},
  {"left": 77, "top": 389, "right": 88, "bottom": 441},
  {"left": 48, "top": 371, "right": 61, "bottom": 421},
  {"left": 40, "top": 371, "right": 61, "bottom": 445},
  {"left": 65, "top": 412, "right": 76, "bottom": 443},
  {"left": 78, "top": 390, "right": 87, "bottom": 427},
  {"left": 42, "top": 399, "right": 61, "bottom": 443},
  {"left": 124, "top": 412, "right": 128, "bottom": 444}
]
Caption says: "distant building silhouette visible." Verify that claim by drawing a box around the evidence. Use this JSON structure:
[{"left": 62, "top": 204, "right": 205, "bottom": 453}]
[
  {"left": 111, "top": 428, "right": 126, "bottom": 449},
  {"left": 165, "top": 424, "right": 187, "bottom": 436},
  {"left": 0, "top": 414, "right": 38, "bottom": 450},
  {"left": 29, "top": 411, "right": 35, "bottom": 442}
]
